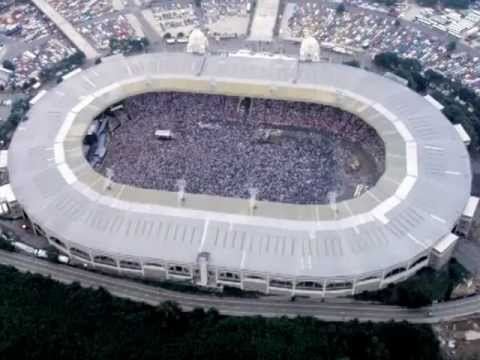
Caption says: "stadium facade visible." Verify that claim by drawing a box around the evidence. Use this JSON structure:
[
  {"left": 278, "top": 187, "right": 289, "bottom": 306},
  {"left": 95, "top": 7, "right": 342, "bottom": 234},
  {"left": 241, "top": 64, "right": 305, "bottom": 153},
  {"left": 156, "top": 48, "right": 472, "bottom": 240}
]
[{"left": 8, "top": 52, "right": 474, "bottom": 297}]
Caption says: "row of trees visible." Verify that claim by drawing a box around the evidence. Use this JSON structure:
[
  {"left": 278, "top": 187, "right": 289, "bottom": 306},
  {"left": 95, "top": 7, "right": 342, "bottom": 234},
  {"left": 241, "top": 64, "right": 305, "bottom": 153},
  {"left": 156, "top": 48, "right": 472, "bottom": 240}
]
[
  {"left": 1, "top": 51, "right": 85, "bottom": 89},
  {"left": 0, "top": 264, "right": 442, "bottom": 360},
  {"left": 0, "top": 97, "right": 29, "bottom": 142},
  {"left": 374, "top": 52, "right": 428, "bottom": 92},
  {"left": 355, "top": 260, "right": 468, "bottom": 307},
  {"left": 374, "top": 51, "right": 480, "bottom": 148},
  {"left": 368, "top": 0, "right": 471, "bottom": 8},
  {"left": 416, "top": 0, "right": 471, "bottom": 8},
  {"left": 39, "top": 51, "right": 86, "bottom": 82},
  {"left": 109, "top": 37, "right": 150, "bottom": 56},
  {"left": 0, "top": 238, "right": 14, "bottom": 251},
  {"left": 369, "top": 0, "right": 397, "bottom": 6}
]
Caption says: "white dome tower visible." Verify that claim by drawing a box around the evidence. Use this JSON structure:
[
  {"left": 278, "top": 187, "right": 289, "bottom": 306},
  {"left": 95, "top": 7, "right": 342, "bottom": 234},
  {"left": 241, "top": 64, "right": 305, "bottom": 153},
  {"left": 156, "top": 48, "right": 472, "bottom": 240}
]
[
  {"left": 299, "top": 36, "right": 320, "bottom": 62},
  {"left": 186, "top": 29, "right": 208, "bottom": 55}
]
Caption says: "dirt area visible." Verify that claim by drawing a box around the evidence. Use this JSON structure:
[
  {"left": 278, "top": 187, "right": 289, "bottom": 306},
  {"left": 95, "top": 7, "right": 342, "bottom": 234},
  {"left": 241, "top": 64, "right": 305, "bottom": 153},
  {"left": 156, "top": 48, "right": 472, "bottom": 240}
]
[{"left": 434, "top": 316, "right": 480, "bottom": 360}]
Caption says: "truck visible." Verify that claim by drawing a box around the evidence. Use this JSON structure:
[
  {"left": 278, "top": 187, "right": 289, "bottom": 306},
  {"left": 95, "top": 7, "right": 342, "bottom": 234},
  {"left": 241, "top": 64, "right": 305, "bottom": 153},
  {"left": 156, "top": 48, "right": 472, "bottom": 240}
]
[{"left": 57, "top": 255, "right": 70, "bottom": 264}]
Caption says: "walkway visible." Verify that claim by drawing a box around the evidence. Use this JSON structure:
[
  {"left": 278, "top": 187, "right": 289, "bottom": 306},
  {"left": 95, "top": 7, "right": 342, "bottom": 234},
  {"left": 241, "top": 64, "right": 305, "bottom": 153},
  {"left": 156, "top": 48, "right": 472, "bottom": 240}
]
[{"left": 30, "top": 0, "right": 99, "bottom": 59}]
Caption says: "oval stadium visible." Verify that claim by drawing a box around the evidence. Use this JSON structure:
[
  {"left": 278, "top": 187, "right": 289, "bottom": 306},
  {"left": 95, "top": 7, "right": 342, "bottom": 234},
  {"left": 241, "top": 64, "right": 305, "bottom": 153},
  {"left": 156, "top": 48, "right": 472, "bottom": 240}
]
[{"left": 7, "top": 51, "right": 474, "bottom": 297}]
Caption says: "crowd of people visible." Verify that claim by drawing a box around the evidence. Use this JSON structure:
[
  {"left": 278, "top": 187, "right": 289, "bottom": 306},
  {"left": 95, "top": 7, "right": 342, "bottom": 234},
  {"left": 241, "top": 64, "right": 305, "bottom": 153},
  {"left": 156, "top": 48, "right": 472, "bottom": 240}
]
[{"left": 95, "top": 92, "right": 385, "bottom": 204}]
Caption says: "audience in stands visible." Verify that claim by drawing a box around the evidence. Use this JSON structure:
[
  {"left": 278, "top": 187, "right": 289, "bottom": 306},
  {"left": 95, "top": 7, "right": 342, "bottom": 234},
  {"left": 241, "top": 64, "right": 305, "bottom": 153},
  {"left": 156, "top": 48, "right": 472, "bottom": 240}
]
[{"left": 95, "top": 92, "right": 385, "bottom": 204}]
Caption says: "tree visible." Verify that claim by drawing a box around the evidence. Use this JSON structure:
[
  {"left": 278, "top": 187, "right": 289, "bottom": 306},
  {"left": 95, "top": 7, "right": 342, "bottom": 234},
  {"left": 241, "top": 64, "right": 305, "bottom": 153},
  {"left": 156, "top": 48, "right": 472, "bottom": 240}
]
[
  {"left": 21, "top": 81, "right": 31, "bottom": 90},
  {"left": 2, "top": 59, "right": 14, "bottom": 71},
  {"left": 0, "top": 238, "right": 14, "bottom": 251},
  {"left": 372, "top": 0, "right": 398, "bottom": 5},
  {"left": 424, "top": 69, "right": 445, "bottom": 84},
  {"left": 69, "top": 51, "right": 85, "bottom": 65},
  {"left": 343, "top": 59, "right": 360, "bottom": 67},
  {"left": 0, "top": 98, "right": 30, "bottom": 142},
  {"left": 109, "top": 37, "right": 150, "bottom": 55},
  {"left": 158, "top": 300, "right": 183, "bottom": 325},
  {"left": 443, "top": 103, "right": 468, "bottom": 123},
  {"left": 447, "top": 40, "right": 457, "bottom": 52},
  {"left": 45, "top": 245, "right": 59, "bottom": 263},
  {"left": 408, "top": 71, "right": 428, "bottom": 92},
  {"left": 8, "top": 98, "right": 29, "bottom": 125},
  {"left": 458, "top": 86, "right": 476, "bottom": 103},
  {"left": 336, "top": 3, "right": 346, "bottom": 13},
  {"left": 39, "top": 51, "right": 85, "bottom": 82},
  {"left": 416, "top": 0, "right": 439, "bottom": 6},
  {"left": 441, "top": 0, "right": 470, "bottom": 8},
  {"left": 373, "top": 52, "right": 400, "bottom": 69},
  {"left": 395, "top": 280, "right": 433, "bottom": 308}
]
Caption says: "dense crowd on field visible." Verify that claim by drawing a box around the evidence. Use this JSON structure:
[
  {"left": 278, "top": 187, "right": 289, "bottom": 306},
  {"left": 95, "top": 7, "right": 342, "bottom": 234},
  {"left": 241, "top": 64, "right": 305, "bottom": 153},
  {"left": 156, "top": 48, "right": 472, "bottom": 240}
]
[{"left": 96, "top": 92, "right": 385, "bottom": 204}]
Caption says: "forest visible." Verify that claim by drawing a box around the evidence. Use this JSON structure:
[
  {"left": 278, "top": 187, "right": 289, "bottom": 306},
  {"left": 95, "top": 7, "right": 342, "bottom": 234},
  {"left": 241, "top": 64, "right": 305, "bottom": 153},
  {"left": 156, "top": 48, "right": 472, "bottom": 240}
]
[{"left": 0, "top": 265, "right": 442, "bottom": 360}]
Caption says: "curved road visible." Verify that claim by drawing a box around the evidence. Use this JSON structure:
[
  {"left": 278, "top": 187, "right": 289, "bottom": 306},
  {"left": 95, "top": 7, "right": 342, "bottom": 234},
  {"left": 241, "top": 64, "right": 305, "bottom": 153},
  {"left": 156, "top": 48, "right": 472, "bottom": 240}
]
[{"left": 1, "top": 250, "right": 479, "bottom": 323}]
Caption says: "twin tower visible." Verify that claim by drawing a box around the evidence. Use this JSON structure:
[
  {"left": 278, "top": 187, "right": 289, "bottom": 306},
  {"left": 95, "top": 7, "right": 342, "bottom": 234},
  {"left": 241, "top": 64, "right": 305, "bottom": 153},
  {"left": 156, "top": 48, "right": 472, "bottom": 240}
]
[{"left": 186, "top": 28, "right": 320, "bottom": 62}]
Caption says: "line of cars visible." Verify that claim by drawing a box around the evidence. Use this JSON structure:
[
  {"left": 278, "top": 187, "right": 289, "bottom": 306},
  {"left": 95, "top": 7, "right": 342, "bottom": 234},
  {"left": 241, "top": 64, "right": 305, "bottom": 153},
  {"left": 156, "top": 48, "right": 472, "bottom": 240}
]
[{"left": 0, "top": 229, "right": 69, "bottom": 264}]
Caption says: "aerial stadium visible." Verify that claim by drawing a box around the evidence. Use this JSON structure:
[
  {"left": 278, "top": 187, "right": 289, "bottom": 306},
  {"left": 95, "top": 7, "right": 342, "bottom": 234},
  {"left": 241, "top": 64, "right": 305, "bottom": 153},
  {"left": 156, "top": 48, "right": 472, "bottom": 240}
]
[{"left": 7, "top": 45, "right": 475, "bottom": 297}]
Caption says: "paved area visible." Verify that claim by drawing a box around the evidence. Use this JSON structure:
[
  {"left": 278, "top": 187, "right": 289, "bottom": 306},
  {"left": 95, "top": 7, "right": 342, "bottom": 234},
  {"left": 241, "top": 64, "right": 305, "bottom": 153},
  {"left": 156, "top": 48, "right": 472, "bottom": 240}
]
[
  {"left": 249, "top": 0, "right": 279, "bottom": 41},
  {"left": 0, "top": 220, "right": 48, "bottom": 248},
  {"left": 125, "top": 13, "right": 145, "bottom": 37}
]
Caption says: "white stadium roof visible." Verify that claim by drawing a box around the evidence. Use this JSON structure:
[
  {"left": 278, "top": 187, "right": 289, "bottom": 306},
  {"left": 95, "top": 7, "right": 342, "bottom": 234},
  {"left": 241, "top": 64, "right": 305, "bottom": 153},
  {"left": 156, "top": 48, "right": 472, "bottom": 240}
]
[
  {"left": 8, "top": 52, "right": 472, "bottom": 280},
  {"left": 0, "top": 184, "right": 15, "bottom": 202},
  {"left": 454, "top": 123, "right": 471, "bottom": 145},
  {"left": 0, "top": 150, "right": 7, "bottom": 168},
  {"left": 463, "top": 196, "right": 479, "bottom": 218}
]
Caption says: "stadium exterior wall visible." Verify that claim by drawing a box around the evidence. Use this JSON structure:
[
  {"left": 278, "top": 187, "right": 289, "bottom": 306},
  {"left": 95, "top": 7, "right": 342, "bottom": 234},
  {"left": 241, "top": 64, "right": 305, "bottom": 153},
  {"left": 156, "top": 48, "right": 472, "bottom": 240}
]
[{"left": 34, "top": 221, "right": 432, "bottom": 296}]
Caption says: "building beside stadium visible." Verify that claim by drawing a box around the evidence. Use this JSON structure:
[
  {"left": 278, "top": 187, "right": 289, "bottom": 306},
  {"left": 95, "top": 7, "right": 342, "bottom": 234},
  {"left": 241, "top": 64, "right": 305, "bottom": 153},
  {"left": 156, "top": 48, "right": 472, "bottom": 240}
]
[{"left": 7, "top": 50, "right": 476, "bottom": 297}]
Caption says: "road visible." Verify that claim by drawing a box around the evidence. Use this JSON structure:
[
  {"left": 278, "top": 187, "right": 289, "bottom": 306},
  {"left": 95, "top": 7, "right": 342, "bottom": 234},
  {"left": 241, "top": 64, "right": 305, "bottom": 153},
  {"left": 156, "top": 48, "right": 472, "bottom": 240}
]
[{"left": 1, "top": 250, "right": 480, "bottom": 323}]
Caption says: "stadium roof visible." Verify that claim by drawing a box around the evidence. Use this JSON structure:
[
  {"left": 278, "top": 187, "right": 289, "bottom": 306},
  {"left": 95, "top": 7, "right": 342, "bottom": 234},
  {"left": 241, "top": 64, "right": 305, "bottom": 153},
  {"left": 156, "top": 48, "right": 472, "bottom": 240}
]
[{"left": 8, "top": 52, "right": 472, "bottom": 279}]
